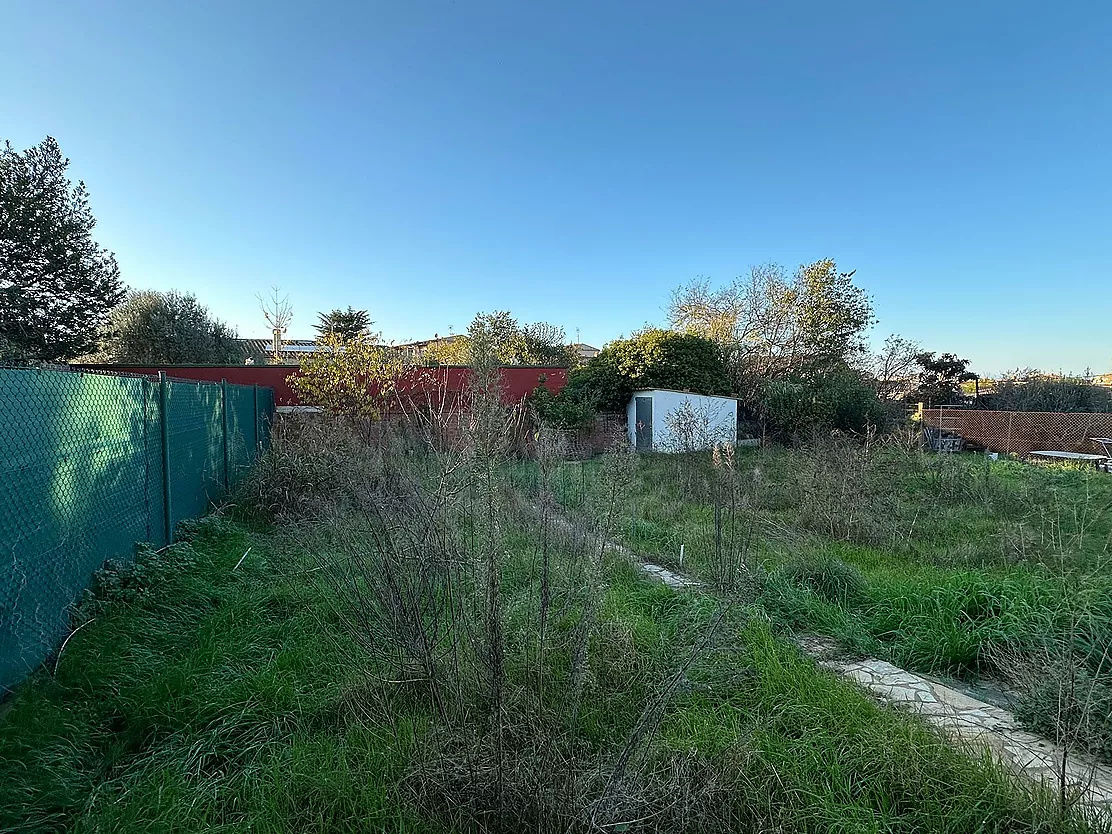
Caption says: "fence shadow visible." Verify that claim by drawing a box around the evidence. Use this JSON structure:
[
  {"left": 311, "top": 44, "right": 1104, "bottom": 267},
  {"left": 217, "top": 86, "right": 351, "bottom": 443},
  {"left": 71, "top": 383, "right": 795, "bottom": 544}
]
[{"left": 0, "top": 368, "right": 273, "bottom": 692}]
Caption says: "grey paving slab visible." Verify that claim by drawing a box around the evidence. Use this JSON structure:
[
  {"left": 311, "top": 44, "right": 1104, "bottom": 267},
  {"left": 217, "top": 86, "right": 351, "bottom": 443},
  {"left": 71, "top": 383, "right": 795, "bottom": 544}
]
[{"left": 801, "top": 637, "right": 1112, "bottom": 819}]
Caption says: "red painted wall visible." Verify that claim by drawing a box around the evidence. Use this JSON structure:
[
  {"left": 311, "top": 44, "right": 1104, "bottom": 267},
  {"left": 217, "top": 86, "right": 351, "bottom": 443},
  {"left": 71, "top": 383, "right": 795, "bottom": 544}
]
[{"left": 74, "top": 364, "right": 569, "bottom": 407}]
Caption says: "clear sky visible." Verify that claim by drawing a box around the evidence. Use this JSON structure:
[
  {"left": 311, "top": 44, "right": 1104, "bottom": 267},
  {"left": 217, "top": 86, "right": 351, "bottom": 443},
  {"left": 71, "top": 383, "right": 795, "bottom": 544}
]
[{"left": 4, "top": 1, "right": 1109, "bottom": 375}]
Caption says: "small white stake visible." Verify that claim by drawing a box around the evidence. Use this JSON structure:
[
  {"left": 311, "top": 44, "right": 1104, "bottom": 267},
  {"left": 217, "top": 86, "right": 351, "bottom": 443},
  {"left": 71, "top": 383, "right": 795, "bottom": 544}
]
[{"left": 233, "top": 547, "right": 253, "bottom": 571}]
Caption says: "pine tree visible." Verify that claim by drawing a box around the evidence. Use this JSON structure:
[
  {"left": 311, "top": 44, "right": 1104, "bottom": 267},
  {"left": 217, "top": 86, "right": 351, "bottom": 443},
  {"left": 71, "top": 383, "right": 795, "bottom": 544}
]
[
  {"left": 0, "top": 137, "right": 125, "bottom": 362},
  {"left": 314, "top": 307, "right": 371, "bottom": 342}
]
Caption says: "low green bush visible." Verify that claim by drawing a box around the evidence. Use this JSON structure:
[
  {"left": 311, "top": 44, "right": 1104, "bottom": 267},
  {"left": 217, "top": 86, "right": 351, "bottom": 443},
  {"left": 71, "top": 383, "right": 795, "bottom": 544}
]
[
  {"left": 80, "top": 541, "right": 199, "bottom": 619},
  {"left": 527, "top": 381, "right": 599, "bottom": 430},
  {"left": 775, "top": 555, "right": 870, "bottom": 605}
]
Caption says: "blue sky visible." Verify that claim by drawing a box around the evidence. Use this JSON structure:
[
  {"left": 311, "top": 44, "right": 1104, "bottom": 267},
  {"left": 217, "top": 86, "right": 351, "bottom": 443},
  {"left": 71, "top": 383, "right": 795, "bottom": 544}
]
[{"left": 4, "top": 1, "right": 1110, "bottom": 375}]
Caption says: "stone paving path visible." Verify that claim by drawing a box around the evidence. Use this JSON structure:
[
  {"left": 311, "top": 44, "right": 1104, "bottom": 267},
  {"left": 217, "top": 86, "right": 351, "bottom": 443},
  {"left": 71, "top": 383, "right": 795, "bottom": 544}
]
[
  {"left": 795, "top": 636, "right": 1112, "bottom": 819},
  {"left": 630, "top": 556, "right": 1112, "bottom": 821},
  {"left": 634, "top": 559, "right": 701, "bottom": 590},
  {"left": 548, "top": 505, "right": 1112, "bottom": 819}
]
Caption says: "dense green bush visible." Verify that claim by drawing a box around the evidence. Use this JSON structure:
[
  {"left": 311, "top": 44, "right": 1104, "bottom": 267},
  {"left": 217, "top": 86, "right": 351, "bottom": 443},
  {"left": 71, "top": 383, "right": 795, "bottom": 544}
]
[
  {"left": 775, "top": 554, "right": 870, "bottom": 606},
  {"left": 527, "top": 380, "right": 598, "bottom": 429},
  {"left": 562, "top": 329, "right": 732, "bottom": 413},
  {"left": 92, "top": 290, "right": 240, "bottom": 364},
  {"left": 759, "top": 366, "right": 886, "bottom": 437}
]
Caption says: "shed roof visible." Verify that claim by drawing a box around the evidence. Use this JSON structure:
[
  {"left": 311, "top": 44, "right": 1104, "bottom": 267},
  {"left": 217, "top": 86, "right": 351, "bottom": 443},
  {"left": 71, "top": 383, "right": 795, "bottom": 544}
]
[{"left": 630, "top": 388, "right": 738, "bottom": 400}]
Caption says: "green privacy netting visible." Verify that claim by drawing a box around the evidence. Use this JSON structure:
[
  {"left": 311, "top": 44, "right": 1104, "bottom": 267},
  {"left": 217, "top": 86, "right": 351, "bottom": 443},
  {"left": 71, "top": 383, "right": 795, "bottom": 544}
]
[{"left": 0, "top": 368, "right": 274, "bottom": 691}]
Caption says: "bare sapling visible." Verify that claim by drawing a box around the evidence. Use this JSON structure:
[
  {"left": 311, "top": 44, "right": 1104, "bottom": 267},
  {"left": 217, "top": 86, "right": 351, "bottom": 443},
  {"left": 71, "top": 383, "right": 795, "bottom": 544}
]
[
  {"left": 710, "top": 442, "right": 757, "bottom": 595},
  {"left": 463, "top": 328, "right": 524, "bottom": 825},
  {"left": 394, "top": 367, "right": 473, "bottom": 509},
  {"left": 531, "top": 423, "right": 567, "bottom": 708},
  {"left": 294, "top": 423, "right": 473, "bottom": 724}
]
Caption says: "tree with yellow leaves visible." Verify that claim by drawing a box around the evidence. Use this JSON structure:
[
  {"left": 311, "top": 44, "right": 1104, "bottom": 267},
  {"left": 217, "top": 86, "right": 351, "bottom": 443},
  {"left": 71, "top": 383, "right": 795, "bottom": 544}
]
[{"left": 290, "top": 332, "right": 410, "bottom": 420}]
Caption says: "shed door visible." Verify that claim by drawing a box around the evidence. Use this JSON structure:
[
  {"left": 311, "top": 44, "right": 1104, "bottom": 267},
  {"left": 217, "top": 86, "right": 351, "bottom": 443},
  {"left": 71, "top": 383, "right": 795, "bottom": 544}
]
[{"left": 634, "top": 396, "right": 653, "bottom": 451}]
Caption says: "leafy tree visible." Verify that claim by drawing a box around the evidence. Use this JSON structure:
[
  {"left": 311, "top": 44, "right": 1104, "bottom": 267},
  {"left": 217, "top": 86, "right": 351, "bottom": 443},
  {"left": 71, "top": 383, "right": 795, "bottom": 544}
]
[
  {"left": 0, "top": 137, "right": 125, "bottom": 362},
  {"left": 906, "top": 352, "right": 978, "bottom": 406},
  {"left": 92, "top": 290, "right": 239, "bottom": 364},
  {"left": 861, "top": 334, "right": 922, "bottom": 400},
  {"left": 424, "top": 312, "right": 572, "bottom": 367},
  {"left": 422, "top": 335, "right": 472, "bottom": 365},
  {"left": 562, "top": 329, "right": 731, "bottom": 412},
  {"left": 290, "top": 332, "right": 410, "bottom": 420},
  {"left": 467, "top": 311, "right": 521, "bottom": 364},
  {"left": 519, "top": 321, "right": 572, "bottom": 366},
  {"left": 315, "top": 307, "right": 371, "bottom": 341},
  {"left": 669, "top": 260, "right": 873, "bottom": 386}
]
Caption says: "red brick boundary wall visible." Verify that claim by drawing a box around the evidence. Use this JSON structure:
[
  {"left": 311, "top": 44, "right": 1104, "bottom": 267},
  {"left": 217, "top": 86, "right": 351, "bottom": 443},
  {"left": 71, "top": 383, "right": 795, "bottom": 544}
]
[
  {"left": 922, "top": 407, "right": 1112, "bottom": 456},
  {"left": 74, "top": 364, "right": 568, "bottom": 407}
]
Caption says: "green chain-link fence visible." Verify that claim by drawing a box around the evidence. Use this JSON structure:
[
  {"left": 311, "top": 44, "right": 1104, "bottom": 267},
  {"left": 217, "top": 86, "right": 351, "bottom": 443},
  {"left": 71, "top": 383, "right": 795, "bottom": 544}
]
[{"left": 0, "top": 367, "right": 275, "bottom": 691}]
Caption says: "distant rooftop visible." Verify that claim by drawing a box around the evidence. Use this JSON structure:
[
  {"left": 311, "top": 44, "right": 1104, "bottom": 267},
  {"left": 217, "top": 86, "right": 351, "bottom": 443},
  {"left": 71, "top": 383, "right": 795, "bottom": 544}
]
[
  {"left": 395, "top": 335, "right": 466, "bottom": 350},
  {"left": 238, "top": 338, "right": 316, "bottom": 354}
]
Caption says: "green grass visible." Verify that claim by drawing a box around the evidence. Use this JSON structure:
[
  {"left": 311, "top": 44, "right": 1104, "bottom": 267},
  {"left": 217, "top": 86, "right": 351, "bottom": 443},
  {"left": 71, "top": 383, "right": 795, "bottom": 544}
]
[
  {"left": 0, "top": 444, "right": 1105, "bottom": 832},
  {"left": 569, "top": 561, "right": 1086, "bottom": 833},
  {"left": 539, "top": 445, "right": 1112, "bottom": 759},
  {"left": 658, "top": 618, "right": 1062, "bottom": 833},
  {"left": 0, "top": 516, "right": 433, "bottom": 833}
]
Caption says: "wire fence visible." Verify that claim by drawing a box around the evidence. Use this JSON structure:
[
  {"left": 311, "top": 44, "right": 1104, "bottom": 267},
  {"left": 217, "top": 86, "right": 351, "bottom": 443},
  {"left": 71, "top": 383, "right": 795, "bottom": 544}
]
[
  {"left": 921, "top": 407, "right": 1112, "bottom": 458},
  {"left": 0, "top": 367, "right": 275, "bottom": 691}
]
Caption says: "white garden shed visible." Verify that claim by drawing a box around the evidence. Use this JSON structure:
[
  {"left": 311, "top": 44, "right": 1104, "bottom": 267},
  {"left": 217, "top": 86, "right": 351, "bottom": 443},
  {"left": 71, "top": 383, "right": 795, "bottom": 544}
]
[{"left": 626, "top": 389, "right": 738, "bottom": 452}]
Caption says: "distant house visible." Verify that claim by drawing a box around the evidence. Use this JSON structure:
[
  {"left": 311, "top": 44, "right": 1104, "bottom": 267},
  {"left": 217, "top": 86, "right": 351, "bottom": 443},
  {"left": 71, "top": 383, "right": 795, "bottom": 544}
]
[
  {"left": 237, "top": 338, "right": 319, "bottom": 364},
  {"left": 240, "top": 335, "right": 470, "bottom": 365},
  {"left": 237, "top": 333, "right": 587, "bottom": 367},
  {"left": 395, "top": 334, "right": 468, "bottom": 363}
]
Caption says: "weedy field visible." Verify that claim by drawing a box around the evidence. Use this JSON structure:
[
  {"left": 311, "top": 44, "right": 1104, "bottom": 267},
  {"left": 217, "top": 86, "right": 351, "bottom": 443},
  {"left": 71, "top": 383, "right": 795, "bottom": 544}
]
[
  {"left": 0, "top": 416, "right": 1106, "bottom": 833},
  {"left": 520, "top": 436, "right": 1112, "bottom": 768}
]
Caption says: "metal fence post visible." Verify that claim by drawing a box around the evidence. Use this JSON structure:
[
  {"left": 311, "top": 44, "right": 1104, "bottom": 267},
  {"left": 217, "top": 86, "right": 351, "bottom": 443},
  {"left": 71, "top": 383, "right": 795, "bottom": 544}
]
[
  {"left": 253, "top": 383, "right": 260, "bottom": 454},
  {"left": 159, "top": 372, "right": 173, "bottom": 545},
  {"left": 221, "top": 378, "right": 230, "bottom": 491}
]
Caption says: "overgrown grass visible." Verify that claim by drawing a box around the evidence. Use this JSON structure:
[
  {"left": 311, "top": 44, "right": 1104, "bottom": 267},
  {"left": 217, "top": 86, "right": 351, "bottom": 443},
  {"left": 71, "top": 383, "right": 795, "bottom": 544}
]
[
  {"left": 0, "top": 515, "right": 432, "bottom": 833},
  {"left": 531, "top": 441, "right": 1112, "bottom": 762},
  {"left": 0, "top": 425, "right": 1105, "bottom": 831}
]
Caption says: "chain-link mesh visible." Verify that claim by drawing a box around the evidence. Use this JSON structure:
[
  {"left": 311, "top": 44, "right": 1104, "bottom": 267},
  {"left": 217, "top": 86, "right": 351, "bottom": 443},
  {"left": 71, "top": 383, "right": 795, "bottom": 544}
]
[
  {"left": 0, "top": 367, "right": 274, "bottom": 691},
  {"left": 922, "top": 408, "right": 1112, "bottom": 457}
]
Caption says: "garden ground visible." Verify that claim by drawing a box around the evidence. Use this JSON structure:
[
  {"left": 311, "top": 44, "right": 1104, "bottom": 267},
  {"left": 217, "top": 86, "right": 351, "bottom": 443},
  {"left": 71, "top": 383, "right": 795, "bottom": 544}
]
[
  {"left": 0, "top": 423, "right": 1108, "bottom": 833},
  {"left": 521, "top": 439, "right": 1112, "bottom": 765}
]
